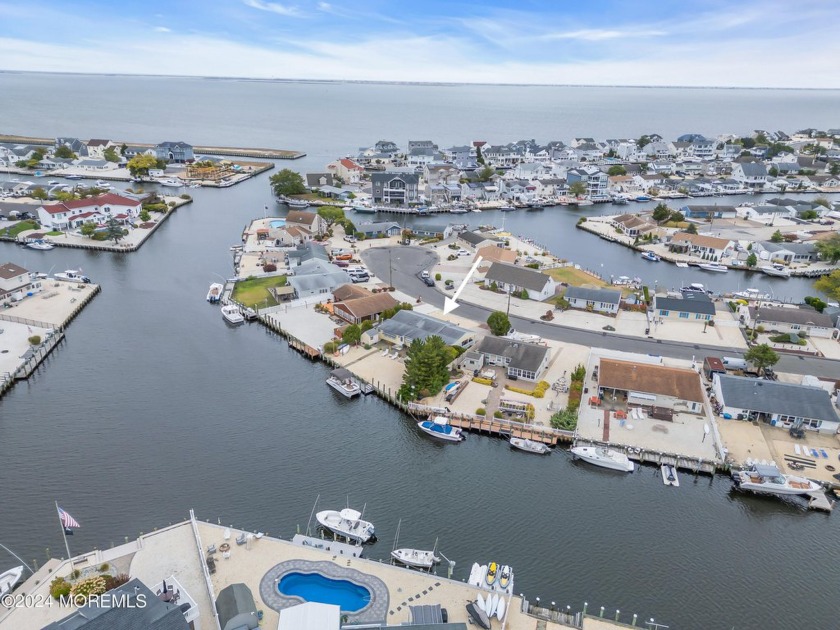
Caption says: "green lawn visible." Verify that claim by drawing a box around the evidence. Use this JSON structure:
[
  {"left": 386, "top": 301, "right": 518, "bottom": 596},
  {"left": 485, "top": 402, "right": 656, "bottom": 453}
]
[
  {"left": 544, "top": 266, "right": 607, "bottom": 288},
  {"left": 3, "top": 220, "right": 39, "bottom": 238},
  {"left": 46, "top": 230, "right": 64, "bottom": 236},
  {"left": 232, "top": 275, "right": 287, "bottom": 308}
]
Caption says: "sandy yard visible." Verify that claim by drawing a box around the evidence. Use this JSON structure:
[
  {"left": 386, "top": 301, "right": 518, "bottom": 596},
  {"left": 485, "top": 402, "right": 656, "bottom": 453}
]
[
  {"left": 2, "top": 280, "right": 98, "bottom": 326},
  {"left": 0, "top": 320, "right": 52, "bottom": 376}
]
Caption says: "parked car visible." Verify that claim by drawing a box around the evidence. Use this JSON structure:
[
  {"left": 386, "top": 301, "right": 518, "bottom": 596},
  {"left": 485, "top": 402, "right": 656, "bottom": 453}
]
[
  {"left": 422, "top": 276, "right": 435, "bottom": 287},
  {"left": 457, "top": 249, "right": 470, "bottom": 257},
  {"left": 421, "top": 270, "right": 430, "bottom": 278}
]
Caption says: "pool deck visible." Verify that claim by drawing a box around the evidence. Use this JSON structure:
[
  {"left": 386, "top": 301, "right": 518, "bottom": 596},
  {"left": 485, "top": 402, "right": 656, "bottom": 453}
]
[{"left": 0, "top": 513, "right": 575, "bottom": 630}]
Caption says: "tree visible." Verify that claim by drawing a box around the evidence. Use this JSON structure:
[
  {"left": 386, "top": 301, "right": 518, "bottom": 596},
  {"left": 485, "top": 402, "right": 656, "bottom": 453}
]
[
  {"left": 398, "top": 335, "right": 451, "bottom": 400},
  {"left": 813, "top": 197, "right": 831, "bottom": 209},
  {"left": 80, "top": 221, "right": 97, "bottom": 237},
  {"left": 139, "top": 209, "right": 151, "bottom": 222},
  {"left": 120, "top": 143, "right": 128, "bottom": 156},
  {"left": 54, "top": 145, "right": 75, "bottom": 159},
  {"left": 270, "top": 169, "right": 307, "bottom": 197},
  {"left": 651, "top": 203, "right": 670, "bottom": 222},
  {"left": 105, "top": 217, "right": 124, "bottom": 243},
  {"left": 636, "top": 135, "right": 651, "bottom": 148},
  {"left": 804, "top": 296, "right": 827, "bottom": 313},
  {"left": 360, "top": 320, "right": 374, "bottom": 332},
  {"left": 127, "top": 153, "right": 158, "bottom": 178},
  {"left": 815, "top": 233, "right": 840, "bottom": 264},
  {"left": 317, "top": 205, "right": 345, "bottom": 227},
  {"left": 768, "top": 166, "right": 778, "bottom": 177},
  {"left": 477, "top": 165, "right": 495, "bottom": 182},
  {"left": 744, "top": 344, "right": 779, "bottom": 375},
  {"left": 746, "top": 252, "right": 757, "bottom": 267},
  {"left": 568, "top": 181, "right": 587, "bottom": 198},
  {"left": 487, "top": 311, "right": 511, "bottom": 336},
  {"left": 476, "top": 145, "right": 485, "bottom": 165},
  {"left": 814, "top": 270, "right": 840, "bottom": 301},
  {"left": 739, "top": 137, "right": 756, "bottom": 149},
  {"left": 55, "top": 191, "right": 77, "bottom": 202},
  {"left": 770, "top": 230, "right": 784, "bottom": 243},
  {"left": 685, "top": 222, "right": 698, "bottom": 234},
  {"left": 607, "top": 165, "right": 627, "bottom": 176},
  {"left": 31, "top": 186, "right": 48, "bottom": 200},
  {"left": 830, "top": 162, "right": 840, "bottom": 176},
  {"left": 103, "top": 147, "right": 120, "bottom": 163},
  {"left": 342, "top": 324, "right": 362, "bottom": 345},
  {"left": 669, "top": 210, "right": 685, "bottom": 223},
  {"left": 800, "top": 210, "right": 818, "bottom": 220}
]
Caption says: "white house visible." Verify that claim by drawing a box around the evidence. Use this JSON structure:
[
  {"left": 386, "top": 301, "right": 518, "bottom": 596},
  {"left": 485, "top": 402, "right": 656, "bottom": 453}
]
[
  {"left": 742, "top": 305, "right": 839, "bottom": 339},
  {"left": 37, "top": 193, "right": 142, "bottom": 230},
  {"left": 0, "top": 261, "right": 33, "bottom": 303},
  {"left": 564, "top": 286, "right": 622, "bottom": 315},
  {"left": 731, "top": 162, "right": 768, "bottom": 189},
  {"left": 483, "top": 262, "right": 557, "bottom": 301},
  {"left": 668, "top": 232, "right": 733, "bottom": 261},
  {"left": 326, "top": 158, "right": 364, "bottom": 184}
]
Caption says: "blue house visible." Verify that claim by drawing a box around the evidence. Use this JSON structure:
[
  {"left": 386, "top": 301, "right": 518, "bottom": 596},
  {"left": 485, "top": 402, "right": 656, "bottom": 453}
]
[{"left": 155, "top": 141, "right": 194, "bottom": 163}]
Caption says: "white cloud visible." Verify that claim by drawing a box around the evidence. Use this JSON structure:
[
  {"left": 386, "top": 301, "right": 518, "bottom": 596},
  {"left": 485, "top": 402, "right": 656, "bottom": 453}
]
[
  {"left": 317, "top": 2, "right": 332, "bottom": 11},
  {"left": 542, "top": 28, "right": 667, "bottom": 41},
  {"left": 241, "top": 0, "right": 303, "bottom": 18},
  {"left": 154, "top": 26, "right": 171, "bottom": 33}
]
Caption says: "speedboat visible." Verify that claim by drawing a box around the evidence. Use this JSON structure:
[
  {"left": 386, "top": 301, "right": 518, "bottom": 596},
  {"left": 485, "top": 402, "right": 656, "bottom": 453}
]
[
  {"left": 675, "top": 261, "right": 689, "bottom": 268},
  {"left": 221, "top": 304, "right": 245, "bottom": 325},
  {"left": 65, "top": 174, "right": 82, "bottom": 180},
  {"left": 762, "top": 264, "right": 791, "bottom": 278},
  {"left": 732, "top": 464, "right": 822, "bottom": 496},
  {"left": 315, "top": 508, "right": 375, "bottom": 543},
  {"left": 94, "top": 180, "right": 112, "bottom": 189},
  {"left": 48, "top": 180, "right": 60, "bottom": 185},
  {"left": 417, "top": 416, "right": 464, "bottom": 442},
  {"left": 733, "top": 288, "right": 770, "bottom": 300},
  {"left": 485, "top": 562, "right": 498, "bottom": 586},
  {"left": 698, "top": 263, "right": 728, "bottom": 273},
  {"left": 498, "top": 205, "right": 516, "bottom": 212},
  {"left": 681, "top": 283, "right": 709, "bottom": 294},
  {"left": 55, "top": 269, "right": 91, "bottom": 283},
  {"left": 571, "top": 446, "right": 635, "bottom": 472},
  {"left": 158, "top": 178, "right": 182, "bottom": 187},
  {"left": 206, "top": 283, "right": 223, "bottom": 303},
  {"left": 286, "top": 199, "right": 309, "bottom": 208},
  {"left": 509, "top": 437, "right": 550, "bottom": 455},
  {"left": 661, "top": 464, "right": 680, "bottom": 487},
  {"left": 26, "top": 240, "right": 55, "bottom": 250},
  {"left": 0, "top": 566, "right": 23, "bottom": 597},
  {"left": 498, "top": 565, "right": 512, "bottom": 591},
  {"left": 640, "top": 251, "right": 660, "bottom": 262},
  {"left": 391, "top": 547, "right": 440, "bottom": 569}
]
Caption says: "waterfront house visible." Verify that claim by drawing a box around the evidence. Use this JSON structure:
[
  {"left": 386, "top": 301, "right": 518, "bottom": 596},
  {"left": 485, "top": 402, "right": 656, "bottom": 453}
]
[
  {"left": 423, "top": 163, "right": 460, "bottom": 186},
  {"left": 407, "top": 147, "right": 441, "bottom": 168},
  {"left": 458, "top": 230, "right": 501, "bottom": 250},
  {"left": 285, "top": 210, "right": 328, "bottom": 236},
  {"left": 42, "top": 577, "right": 191, "bottom": 630},
  {"left": 736, "top": 204, "right": 795, "bottom": 223},
  {"left": 731, "top": 162, "right": 768, "bottom": 189},
  {"left": 270, "top": 225, "right": 311, "bottom": 246},
  {"left": 744, "top": 305, "right": 839, "bottom": 339},
  {"left": 654, "top": 294, "right": 715, "bottom": 322},
  {"left": 155, "top": 141, "right": 194, "bottom": 163},
  {"left": 713, "top": 374, "right": 839, "bottom": 433},
  {"left": 287, "top": 268, "right": 351, "bottom": 299},
  {"left": 564, "top": 286, "right": 622, "bottom": 315},
  {"left": 679, "top": 205, "right": 737, "bottom": 220},
  {"left": 483, "top": 262, "right": 557, "bottom": 301},
  {"left": 612, "top": 214, "right": 655, "bottom": 238},
  {"left": 411, "top": 223, "right": 453, "bottom": 240},
  {"left": 122, "top": 144, "right": 154, "bottom": 158},
  {"left": 475, "top": 244, "right": 517, "bottom": 269},
  {"left": 668, "top": 231, "right": 733, "bottom": 260},
  {"left": 371, "top": 172, "right": 420, "bottom": 205},
  {"left": 0, "top": 262, "right": 33, "bottom": 304},
  {"left": 376, "top": 309, "right": 474, "bottom": 349},
  {"left": 54, "top": 137, "right": 88, "bottom": 157},
  {"left": 326, "top": 158, "right": 365, "bottom": 184},
  {"left": 85, "top": 138, "right": 114, "bottom": 159},
  {"left": 567, "top": 166, "right": 608, "bottom": 198},
  {"left": 306, "top": 172, "right": 335, "bottom": 189},
  {"left": 286, "top": 242, "right": 329, "bottom": 268},
  {"left": 74, "top": 158, "right": 112, "bottom": 171},
  {"left": 333, "top": 292, "right": 399, "bottom": 325},
  {"left": 36, "top": 193, "right": 142, "bottom": 230},
  {"left": 374, "top": 140, "right": 399, "bottom": 155},
  {"left": 474, "top": 336, "right": 550, "bottom": 381},
  {"left": 356, "top": 221, "right": 401, "bottom": 239},
  {"left": 598, "top": 358, "right": 705, "bottom": 414},
  {"left": 753, "top": 241, "right": 818, "bottom": 264}
]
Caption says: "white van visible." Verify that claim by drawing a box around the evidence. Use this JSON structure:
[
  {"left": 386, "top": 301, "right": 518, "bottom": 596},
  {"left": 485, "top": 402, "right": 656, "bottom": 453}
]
[{"left": 722, "top": 357, "right": 749, "bottom": 371}]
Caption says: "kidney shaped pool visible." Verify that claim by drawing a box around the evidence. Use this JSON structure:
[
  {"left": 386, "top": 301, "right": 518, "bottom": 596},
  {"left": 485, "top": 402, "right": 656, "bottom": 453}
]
[{"left": 277, "top": 571, "right": 372, "bottom": 612}]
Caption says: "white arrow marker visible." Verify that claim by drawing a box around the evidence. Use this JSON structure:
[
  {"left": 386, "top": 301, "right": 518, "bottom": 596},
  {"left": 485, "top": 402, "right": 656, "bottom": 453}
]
[{"left": 443, "top": 256, "right": 483, "bottom": 315}]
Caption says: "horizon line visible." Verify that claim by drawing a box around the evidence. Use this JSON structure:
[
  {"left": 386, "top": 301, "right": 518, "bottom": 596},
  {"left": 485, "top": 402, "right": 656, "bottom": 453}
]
[{"left": 1, "top": 69, "right": 839, "bottom": 91}]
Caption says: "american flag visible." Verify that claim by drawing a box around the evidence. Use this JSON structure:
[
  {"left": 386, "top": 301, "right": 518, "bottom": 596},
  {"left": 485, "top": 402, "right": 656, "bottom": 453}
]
[{"left": 58, "top": 507, "right": 80, "bottom": 529}]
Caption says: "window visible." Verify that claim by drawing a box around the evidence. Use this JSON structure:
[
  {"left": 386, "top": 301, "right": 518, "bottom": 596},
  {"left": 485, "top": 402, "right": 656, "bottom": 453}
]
[
  {"left": 659, "top": 310, "right": 669, "bottom": 316},
  {"left": 679, "top": 312, "right": 689, "bottom": 319}
]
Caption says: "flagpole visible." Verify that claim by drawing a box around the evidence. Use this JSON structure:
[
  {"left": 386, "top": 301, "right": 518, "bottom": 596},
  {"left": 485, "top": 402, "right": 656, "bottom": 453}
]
[{"left": 55, "top": 501, "right": 72, "bottom": 561}]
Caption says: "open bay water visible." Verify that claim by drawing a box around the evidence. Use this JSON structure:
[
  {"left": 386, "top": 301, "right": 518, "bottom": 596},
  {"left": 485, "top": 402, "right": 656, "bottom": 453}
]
[{"left": 1, "top": 74, "right": 839, "bottom": 629}]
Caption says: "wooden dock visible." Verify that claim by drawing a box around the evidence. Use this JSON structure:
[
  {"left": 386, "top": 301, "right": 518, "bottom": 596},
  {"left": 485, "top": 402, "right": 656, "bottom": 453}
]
[
  {"left": 424, "top": 411, "right": 573, "bottom": 445},
  {"left": 807, "top": 491, "right": 834, "bottom": 512}
]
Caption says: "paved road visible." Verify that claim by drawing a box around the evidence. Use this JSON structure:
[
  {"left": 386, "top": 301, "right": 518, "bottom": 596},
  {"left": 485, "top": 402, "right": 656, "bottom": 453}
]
[{"left": 362, "top": 246, "right": 840, "bottom": 379}]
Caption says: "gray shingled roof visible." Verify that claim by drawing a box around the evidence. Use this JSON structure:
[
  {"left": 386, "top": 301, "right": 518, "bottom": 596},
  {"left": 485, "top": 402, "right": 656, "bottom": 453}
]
[
  {"left": 485, "top": 262, "right": 551, "bottom": 292},
  {"left": 476, "top": 336, "right": 548, "bottom": 372},
  {"left": 749, "top": 306, "right": 834, "bottom": 327},
  {"left": 378, "top": 309, "right": 470, "bottom": 346},
  {"left": 717, "top": 375, "right": 839, "bottom": 422},
  {"left": 288, "top": 271, "right": 350, "bottom": 294},
  {"left": 460, "top": 230, "right": 498, "bottom": 246},
  {"left": 216, "top": 583, "right": 259, "bottom": 630},
  {"left": 43, "top": 578, "right": 189, "bottom": 630},
  {"left": 565, "top": 286, "right": 622, "bottom": 304},
  {"left": 737, "top": 162, "right": 768, "bottom": 177},
  {"left": 655, "top": 296, "right": 716, "bottom": 316}
]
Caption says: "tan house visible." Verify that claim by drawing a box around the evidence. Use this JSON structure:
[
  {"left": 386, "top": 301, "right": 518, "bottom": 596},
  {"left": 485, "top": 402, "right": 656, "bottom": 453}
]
[
  {"left": 612, "top": 213, "right": 655, "bottom": 237},
  {"left": 285, "top": 211, "right": 327, "bottom": 237},
  {"left": 669, "top": 231, "right": 733, "bottom": 260},
  {"left": 475, "top": 245, "right": 517, "bottom": 270},
  {"left": 326, "top": 158, "right": 364, "bottom": 184},
  {"left": 598, "top": 358, "right": 705, "bottom": 414},
  {"left": 333, "top": 292, "right": 399, "bottom": 325},
  {"left": 0, "top": 261, "right": 32, "bottom": 303}
]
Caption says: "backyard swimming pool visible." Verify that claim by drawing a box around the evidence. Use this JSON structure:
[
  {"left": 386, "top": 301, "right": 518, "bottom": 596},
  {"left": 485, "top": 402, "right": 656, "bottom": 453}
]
[
  {"left": 277, "top": 572, "right": 372, "bottom": 612},
  {"left": 269, "top": 219, "right": 286, "bottom": 228}
]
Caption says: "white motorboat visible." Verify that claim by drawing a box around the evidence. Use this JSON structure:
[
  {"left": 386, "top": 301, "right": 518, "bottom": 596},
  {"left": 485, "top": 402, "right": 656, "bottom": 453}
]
[
  {"left": 733, "top": 288, "right": 770, "bottom": 300},
  {"left": 242, "top": 307, "right": 258, "bottom": 321},
  {"left": 55, "top": 269, "right": 91, "bottom": 284},
  {"left": 26, "top": 240, "right": 55, "bottom": 250},
  {"left": 698, "top": 263, "right": 728, "bottom": 273},
  {"left": 661, "top": 464, "right": 680, "bottom": 487},
  {"left": 221, "top": 304, "right": 245, "bottom": 325},
  {"left": 158, "top": 178, "right": 183, "bottom": 187},
  {"left": 640, "top": 251, "right": 660, "bottom": 262},
  {"left": 675, "top": 261, "right": 689, "bottom": 268},
  {"left": 206, "top": 283, "right": 223, "bottom": 303},
  {"left": 571, "top": 446, "right": 635, "bottom": 472},
  {"left": 391, "top": 548, "right": 440, "bottom": 569},
  {"left": 509, "top": 437, "right": 550, "bottom": 455},
  {"left": 94, "top": 180, "right": 112, "bottom": 189},
  {"left": 0, "top": 566, "right": 23, "bottom": 597},
  {"left": 762, "top": 264, "right": 791, "bottom": 278},
  {"left": 680, "top": 283, "right": 708, "bottom": 294},
  {"left": 417, "top": 416, "right": 464, "bottom": 442},
  {"left": 326, "top": 368, "right": 361, "bottom": 398},
  {"left": 732, "top": 464, "right": 822, "bottom": 496},
  {"left": 286, "top": 198, "right": 309, "bottom": 208},
  {"left": 65, "top": 174, "right": 82, "bottom": 180},
  {"left": 48, "top": 180, "right": 60, "bottom": 185},
  {"left": 315, "top": 508, "right": 375, "bottom": 543}
]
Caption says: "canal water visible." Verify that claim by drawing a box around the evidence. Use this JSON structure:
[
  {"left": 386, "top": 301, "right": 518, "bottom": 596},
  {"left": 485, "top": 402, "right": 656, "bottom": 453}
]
[{"left": 1, "top": 74, "right": 840, "bottom": 629}]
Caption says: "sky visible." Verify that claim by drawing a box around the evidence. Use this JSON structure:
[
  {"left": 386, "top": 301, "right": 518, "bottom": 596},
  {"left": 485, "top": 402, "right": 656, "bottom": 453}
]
[{"left": 0, "top": 0, "right": 839, "bottom": 88}]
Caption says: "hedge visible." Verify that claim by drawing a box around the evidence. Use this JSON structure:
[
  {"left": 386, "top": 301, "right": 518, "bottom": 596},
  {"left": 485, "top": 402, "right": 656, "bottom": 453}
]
[
  {"left": 472, "top": 377, "right": 493, "bottom": 386},
  {"left": 504, "top": 380, "right": 550, "bottom": 398}
]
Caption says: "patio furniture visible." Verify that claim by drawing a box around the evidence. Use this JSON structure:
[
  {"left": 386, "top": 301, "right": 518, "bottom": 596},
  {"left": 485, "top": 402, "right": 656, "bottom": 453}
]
[{"left": 206, "top": 544, "right": 216, "bottom": 555}]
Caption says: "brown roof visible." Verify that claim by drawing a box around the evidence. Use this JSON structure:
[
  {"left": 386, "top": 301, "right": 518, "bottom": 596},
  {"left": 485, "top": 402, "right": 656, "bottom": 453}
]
[
  {"left": 476, "top": 245, "right": 517, "bottom": 265},
  {"left": 286, "top": 210, "right": 318, "bottom": 225},
  {"left": 0, "top": 262, "right": 29, "bottom": 279},
  {"left": 332, "top": 284, "right": 371, "bottom": 302},
  {"left": 613, "top": 214, "right": 652, "bottom": 230},
  {"left": 599, "top": 358, "right": 704, "bottom": 403},
  {"left": 672, "top": 231, "right": 731, "bottom": 250},
  {"left": 286, "top": 225, "right": 310, "bottom": 237},
  {"left": 334, "top": 293, "right": 399, "bottom": 319}
]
